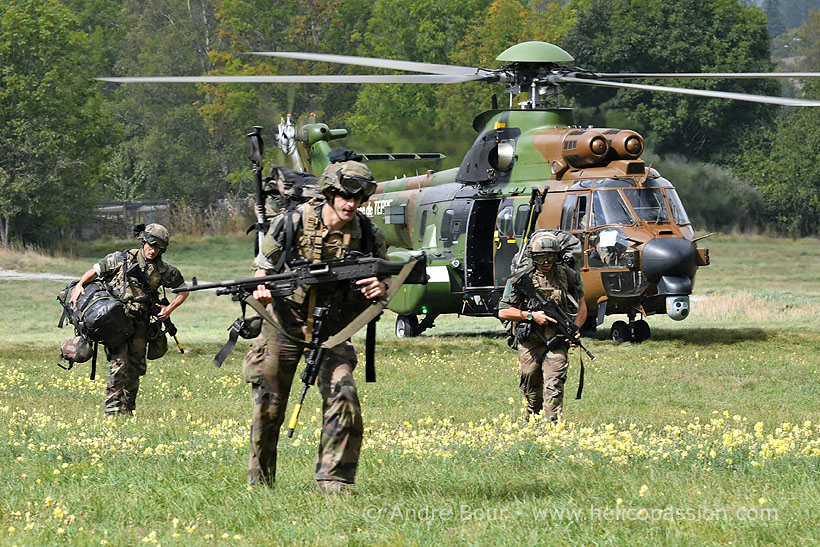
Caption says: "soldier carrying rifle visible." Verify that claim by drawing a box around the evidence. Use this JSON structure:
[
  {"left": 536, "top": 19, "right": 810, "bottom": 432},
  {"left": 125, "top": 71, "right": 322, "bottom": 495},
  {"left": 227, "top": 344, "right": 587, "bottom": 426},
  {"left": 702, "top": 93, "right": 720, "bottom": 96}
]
[
  {"left": 498, "top": 231, "right": 588, "bottom": 422},
  {"left": 243, "top": 160, "right": 389, "bottom": 494}
]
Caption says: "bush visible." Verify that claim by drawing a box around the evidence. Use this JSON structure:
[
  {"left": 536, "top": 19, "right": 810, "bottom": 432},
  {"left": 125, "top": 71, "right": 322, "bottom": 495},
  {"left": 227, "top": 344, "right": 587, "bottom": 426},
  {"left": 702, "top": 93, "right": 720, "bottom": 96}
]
[{"left": 649, "top": 154, "right": 766, "bottom": 233}]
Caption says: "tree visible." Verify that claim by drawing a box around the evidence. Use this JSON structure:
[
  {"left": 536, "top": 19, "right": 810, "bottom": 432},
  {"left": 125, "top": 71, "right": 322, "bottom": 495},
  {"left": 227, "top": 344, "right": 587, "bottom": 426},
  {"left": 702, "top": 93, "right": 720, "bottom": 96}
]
[
  {"left": 433, "top": 0, "right": 575, "bottom": 162},
  {"left": 764, "top": 0, "right": 786, "bottom": 39},
  {"left": 561, "top": 0, "right": 779, "bottom": 161},
  {"left": 0, "top": 0, "right": 114, "bottom": 246},
  {"left": 345, "top": 0, "right": 492, "bottom": 163}
]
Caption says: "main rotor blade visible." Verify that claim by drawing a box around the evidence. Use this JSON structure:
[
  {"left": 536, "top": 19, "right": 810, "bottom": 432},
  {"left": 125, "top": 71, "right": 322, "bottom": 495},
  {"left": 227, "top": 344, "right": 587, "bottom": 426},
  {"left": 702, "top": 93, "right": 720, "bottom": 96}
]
[
  {"left": 596, "top": 72, "right": 820, "bottom": 79},
  {"left": 248, "top": 51, "right": 480, "bottom": 76},
  {"left": 554, "top": 75, "right": 820, "bottom": 107},
  {"left": 97, "top": 74, "right": 485, "bottom": 84}
]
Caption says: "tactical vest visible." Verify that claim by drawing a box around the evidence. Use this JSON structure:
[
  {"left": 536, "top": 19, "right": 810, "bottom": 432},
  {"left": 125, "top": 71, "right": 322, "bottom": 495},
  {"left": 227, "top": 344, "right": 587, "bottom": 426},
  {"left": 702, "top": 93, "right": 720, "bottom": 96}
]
[
  {"left": 100, "top": 249, "right": 166, "bottom": 318},
  {"left": 271, "top": 200, "right": 378, "bottom": 323}
]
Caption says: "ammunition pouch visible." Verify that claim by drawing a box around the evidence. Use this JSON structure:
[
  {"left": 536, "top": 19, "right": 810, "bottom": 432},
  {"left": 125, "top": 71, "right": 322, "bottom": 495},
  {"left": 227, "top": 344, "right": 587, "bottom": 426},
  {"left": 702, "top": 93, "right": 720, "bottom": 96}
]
[
  {"left": 146, "top": 321, "right": 168, "bottom": 360},
  {"left": 57, "top": 280, "right": 134, "bottom": 348},
  {"left": 515, "top": 320, "right": 532, "bottom": 344}
]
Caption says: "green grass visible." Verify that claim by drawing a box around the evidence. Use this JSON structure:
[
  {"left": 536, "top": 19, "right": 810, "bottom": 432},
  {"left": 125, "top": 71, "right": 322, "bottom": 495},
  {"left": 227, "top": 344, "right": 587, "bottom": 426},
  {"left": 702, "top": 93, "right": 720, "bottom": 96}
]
[{"left": 1, "top": 233, "right": 820, "bottom": 545}]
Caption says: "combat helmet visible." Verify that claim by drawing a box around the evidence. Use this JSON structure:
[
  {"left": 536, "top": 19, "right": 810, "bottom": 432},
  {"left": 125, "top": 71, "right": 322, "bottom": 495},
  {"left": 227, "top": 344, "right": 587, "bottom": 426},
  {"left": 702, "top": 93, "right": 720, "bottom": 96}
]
[
  {"left": 318, "top": 161, "right": 377, "bottom": 202},
  {"left": 60, "top": 335, "right": 93, "bottom": 365},
  {"left": 527, "top": 231, "right": 561, "bottom": 266},
  {"left": 135, "top": 223, "right": 170, "bottom": 250}
]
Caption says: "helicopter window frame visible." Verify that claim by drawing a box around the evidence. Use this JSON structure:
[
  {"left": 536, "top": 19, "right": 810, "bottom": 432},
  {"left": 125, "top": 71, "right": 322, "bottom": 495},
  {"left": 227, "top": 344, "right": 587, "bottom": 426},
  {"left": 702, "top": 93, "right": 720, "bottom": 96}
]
[
  {"left": 663, "top": 189, "right": 692, "bottom": 226},
  {"left": 514, "top": 204, "right": 530, "bottom": 236}
]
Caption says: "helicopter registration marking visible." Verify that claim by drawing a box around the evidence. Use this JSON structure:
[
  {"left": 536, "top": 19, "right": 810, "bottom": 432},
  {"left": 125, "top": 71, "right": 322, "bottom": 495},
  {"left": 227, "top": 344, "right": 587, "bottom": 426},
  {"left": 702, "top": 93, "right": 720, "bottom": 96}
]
[{"left": 360, "top": 199, "right": 394, "bottom": 218}]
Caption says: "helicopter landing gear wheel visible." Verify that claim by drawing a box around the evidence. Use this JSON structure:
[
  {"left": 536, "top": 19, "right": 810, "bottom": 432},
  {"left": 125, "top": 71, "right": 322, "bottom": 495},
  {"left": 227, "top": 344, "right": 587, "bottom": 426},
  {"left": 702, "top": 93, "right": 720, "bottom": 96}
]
[
  {"left": 633, "top": 319, "right": 651, "bottom": 343},
  {"left": 395, "top": 315, "right": 420, "bottom": 338},
  {"left": 610, "top": 320, "right": 629, "bottom": 344}
]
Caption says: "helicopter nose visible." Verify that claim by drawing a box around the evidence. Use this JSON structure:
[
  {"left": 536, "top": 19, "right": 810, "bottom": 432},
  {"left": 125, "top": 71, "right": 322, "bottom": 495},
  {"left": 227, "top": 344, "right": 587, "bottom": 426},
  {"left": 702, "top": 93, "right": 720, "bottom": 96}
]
[{"left": 641, "top": 237, "right": 698, "bottom": 294}]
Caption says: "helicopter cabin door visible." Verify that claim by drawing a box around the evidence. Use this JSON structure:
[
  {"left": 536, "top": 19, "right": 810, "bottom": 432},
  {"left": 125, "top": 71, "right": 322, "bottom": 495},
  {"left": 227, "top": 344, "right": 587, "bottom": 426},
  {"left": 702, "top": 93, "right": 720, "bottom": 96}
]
[
  {"left": 493, "top": 198, "right": 530, "bottom": 287},
  {"left": 465, "top": 199, "right": 501, "bottom": 288}
]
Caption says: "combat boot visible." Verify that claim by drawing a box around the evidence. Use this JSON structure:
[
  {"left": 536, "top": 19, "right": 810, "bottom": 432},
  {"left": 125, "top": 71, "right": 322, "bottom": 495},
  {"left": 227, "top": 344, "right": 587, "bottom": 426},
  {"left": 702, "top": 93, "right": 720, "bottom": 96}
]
[{"left": 316, "top": 480, "right": 357, "bottom": 496}]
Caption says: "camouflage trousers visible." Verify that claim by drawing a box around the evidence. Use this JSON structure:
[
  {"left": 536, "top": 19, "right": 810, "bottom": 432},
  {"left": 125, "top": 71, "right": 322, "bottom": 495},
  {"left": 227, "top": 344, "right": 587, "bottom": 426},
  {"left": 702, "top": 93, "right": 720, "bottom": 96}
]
[
  {"left": 517, "top": 339, "right": 569, "bottom": 421},
  {"left": 242, "top": 318, "right": 363, "bottom": 487},
  {"left": 104, "top": 321, "right": 147, "bottom": 415}
]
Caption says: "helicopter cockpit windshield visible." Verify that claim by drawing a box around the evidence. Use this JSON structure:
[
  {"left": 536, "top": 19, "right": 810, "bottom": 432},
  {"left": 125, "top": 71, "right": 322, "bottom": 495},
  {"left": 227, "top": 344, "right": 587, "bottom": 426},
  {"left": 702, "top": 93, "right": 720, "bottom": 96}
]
[
  {"left": 623, "top": 188, "right": 671, "bottom": 222},
  {"left": 590, "top": 189, "right": 635, "bottom": 227}
]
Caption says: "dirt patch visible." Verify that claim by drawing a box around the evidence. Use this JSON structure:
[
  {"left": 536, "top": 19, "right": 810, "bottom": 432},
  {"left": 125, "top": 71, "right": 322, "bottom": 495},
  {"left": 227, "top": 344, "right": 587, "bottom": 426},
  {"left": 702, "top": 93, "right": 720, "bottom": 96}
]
[{"left": 0, "top": 269, "right": 75, "bottom": 282}]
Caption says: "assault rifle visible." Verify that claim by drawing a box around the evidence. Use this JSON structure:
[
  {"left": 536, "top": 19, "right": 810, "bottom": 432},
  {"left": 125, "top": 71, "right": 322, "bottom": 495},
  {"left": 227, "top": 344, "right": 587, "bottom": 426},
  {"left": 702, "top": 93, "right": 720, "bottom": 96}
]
[
  {"left": 511, "top": 273, "right": 595, "bottom": 361},
  {"left": 127, "top": 264, "right": 185, "bottom": 353},
  {"left": 174, "top": 254, "right": 428, "bottom": 436},
  {"left": 173, "top": 255, "right": 428, "bottom": 298}
]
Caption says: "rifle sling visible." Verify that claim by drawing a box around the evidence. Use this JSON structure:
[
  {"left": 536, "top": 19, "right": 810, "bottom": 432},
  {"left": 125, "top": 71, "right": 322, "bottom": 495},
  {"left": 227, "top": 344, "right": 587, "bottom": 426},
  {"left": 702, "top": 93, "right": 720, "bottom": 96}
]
[
  {"left": 575, "top": 353, "right": 584, "bottom": 400},
  {"left": 321, "top": 257, "right": 419, "bottom": 349},
  {"left": 90, "top": 341, "right": 98, "bottom": 381},
  {"left": 214, "top": 317, "right": 244, "bottom": 368},
  {"left": 365, "top": 319, "right": 377, "bottom": 383}
]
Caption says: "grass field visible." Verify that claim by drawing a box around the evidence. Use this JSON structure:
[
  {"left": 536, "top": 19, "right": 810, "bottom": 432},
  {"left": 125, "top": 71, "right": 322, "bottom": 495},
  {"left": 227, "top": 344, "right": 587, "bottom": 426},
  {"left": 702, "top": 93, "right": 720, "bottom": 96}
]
[{"left": 1, "top": 233, "right": 819, "bottom": 545}]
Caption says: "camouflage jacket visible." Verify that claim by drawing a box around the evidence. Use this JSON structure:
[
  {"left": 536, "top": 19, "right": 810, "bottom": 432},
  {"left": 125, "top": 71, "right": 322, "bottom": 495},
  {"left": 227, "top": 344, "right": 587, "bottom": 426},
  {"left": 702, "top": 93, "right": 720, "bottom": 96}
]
[
  {"left": 254, "top": 199, "right": 387, "bottom": 324},
  {"left": 498, "top": 263, "right": 583, "bottom": 340},
  {"left": 94, "top": 248, "right": 184, "bottom": 318}
]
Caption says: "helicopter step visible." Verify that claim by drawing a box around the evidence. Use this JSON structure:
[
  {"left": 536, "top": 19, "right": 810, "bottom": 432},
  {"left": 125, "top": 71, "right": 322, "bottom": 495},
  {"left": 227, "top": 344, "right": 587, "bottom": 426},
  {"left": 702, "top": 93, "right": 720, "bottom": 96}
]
[{"left": 610, "top": 313, "right": 651, "bottom": 344}]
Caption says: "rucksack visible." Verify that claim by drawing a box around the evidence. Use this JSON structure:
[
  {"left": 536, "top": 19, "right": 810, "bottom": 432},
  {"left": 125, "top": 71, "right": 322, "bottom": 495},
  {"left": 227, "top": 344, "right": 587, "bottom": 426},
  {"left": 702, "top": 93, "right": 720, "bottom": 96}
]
[
  {"left": 267, "top": 165, "right": 323, "bottom": 211},
  {"left": 57, "top": 280, "right": 134, "bottom": 348}
]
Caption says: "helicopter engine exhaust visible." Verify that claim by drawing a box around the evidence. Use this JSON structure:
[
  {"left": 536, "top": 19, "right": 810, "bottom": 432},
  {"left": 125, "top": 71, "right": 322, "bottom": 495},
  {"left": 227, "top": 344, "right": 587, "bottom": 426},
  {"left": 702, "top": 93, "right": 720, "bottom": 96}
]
[
  {"left": 533, "top": 128, "right": 611, "bottom": 173},
  {"left": 602, "top": 129, "right": 644, "bottom": 159}
]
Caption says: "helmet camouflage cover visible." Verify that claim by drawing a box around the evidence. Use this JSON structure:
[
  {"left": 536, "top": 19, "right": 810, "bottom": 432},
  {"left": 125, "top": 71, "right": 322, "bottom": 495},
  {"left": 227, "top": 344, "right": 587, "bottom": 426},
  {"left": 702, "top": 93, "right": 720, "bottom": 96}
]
[
  {"left": 60, "top": 335, "right": 93, "bottom": 364},
  {"left": 141, "top": 223, "right": 170, "bottom": 250},
  {"left": 318, "top": 161, "right": 377, "bottom": 201},
  {"left": 528, "top": 231, "right": 561, "bottom": 255}
]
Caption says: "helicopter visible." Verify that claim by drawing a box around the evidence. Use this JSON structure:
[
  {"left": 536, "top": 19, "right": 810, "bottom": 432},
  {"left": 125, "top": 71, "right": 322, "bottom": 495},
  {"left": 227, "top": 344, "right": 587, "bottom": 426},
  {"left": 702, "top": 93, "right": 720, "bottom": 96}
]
[{"left": 100, "top": 41, "right": 820, "bottom": 343}]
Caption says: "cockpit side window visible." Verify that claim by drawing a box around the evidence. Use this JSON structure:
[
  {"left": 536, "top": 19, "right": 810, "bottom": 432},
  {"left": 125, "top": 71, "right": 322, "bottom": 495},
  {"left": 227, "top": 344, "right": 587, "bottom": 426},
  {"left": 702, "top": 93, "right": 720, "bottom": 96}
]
[
  {"left": 664, "top": 189, "right": 691, "bottom": 225},
  {"left": 571, "top": 194, "right": 589, "bottom": 232},
  {"left": 560, "top": 195, "right": 577, "bottom": 231}
]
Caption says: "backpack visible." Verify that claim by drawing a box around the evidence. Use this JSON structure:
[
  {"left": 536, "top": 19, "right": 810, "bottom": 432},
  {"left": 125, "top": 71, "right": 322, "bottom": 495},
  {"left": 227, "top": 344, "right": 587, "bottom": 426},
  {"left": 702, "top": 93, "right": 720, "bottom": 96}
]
[
  {"left": 267, "top": 165, "right": 323, "bottom": 211},
  {"left": 57, "top": 280, "right": 134, "bottom": 349}
]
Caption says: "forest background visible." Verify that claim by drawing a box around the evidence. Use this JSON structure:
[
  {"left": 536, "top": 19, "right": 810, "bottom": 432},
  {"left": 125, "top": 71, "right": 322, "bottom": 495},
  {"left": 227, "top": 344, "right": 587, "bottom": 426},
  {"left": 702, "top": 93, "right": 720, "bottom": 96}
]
[{"left": 3, "top": 0, "right": 820, "bottom": 247}]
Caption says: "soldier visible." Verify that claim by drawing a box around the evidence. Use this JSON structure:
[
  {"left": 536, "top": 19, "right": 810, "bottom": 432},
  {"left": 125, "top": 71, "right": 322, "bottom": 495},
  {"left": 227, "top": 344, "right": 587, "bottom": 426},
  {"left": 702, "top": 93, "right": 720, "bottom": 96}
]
[
  {"left": 70, "top": 223, "right": 189, "bottom": 416},
  {"left": 497, "top": 231, "right": 587, "bottom": 421},
  {"left": 244, "top": 161, "right": 389, "bottom": 494}
]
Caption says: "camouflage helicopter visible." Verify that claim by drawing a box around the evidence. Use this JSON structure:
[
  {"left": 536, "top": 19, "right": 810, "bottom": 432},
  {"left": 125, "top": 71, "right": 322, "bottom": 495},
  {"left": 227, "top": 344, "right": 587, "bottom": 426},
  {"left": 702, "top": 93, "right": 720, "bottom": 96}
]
[{"left": 101, "top": 41, "right": 820, "bottom": 343}]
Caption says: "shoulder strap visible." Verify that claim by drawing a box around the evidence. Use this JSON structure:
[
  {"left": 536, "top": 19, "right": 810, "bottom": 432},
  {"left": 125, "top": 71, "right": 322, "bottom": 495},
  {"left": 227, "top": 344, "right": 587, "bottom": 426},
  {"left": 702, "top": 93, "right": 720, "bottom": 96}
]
[
  {"left": 357, "top": 212, "right": 375, "bottom": 256},
  {"left": 273, "top": 210, "right": 300, "bottom": 273}
]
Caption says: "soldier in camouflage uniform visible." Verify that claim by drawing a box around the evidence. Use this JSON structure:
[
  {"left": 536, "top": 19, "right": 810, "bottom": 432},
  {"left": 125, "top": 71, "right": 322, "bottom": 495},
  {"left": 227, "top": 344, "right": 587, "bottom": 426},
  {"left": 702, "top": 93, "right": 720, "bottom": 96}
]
[
  {"left": 244, "top": 161, "right": 388, "bottom": 494},
  {"left": 498, "top": 231, "right": 587, "bottom": 421},
  {"left": 70, "top": 224, "right": 189, "bottom": 415}
]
